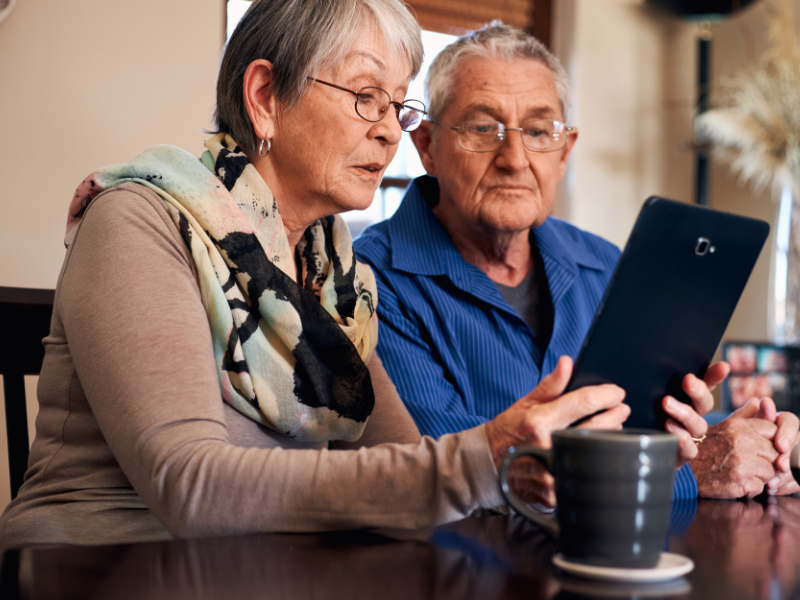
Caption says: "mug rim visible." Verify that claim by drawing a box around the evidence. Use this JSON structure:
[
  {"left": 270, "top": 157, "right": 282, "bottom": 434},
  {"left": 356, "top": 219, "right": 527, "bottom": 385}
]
[{"left": 553, "top": 428, "right": 676, "bottom": 444}]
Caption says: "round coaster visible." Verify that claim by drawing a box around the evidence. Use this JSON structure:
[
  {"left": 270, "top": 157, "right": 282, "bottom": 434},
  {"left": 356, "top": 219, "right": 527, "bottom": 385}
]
[{"left": 552, "top": 552, "right": 694, "bottom": 583}]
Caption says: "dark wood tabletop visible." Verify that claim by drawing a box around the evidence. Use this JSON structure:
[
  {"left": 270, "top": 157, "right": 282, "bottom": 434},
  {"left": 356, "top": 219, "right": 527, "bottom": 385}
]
[{"left": 3, "top": 496, "right": 800, "bottom": 600}]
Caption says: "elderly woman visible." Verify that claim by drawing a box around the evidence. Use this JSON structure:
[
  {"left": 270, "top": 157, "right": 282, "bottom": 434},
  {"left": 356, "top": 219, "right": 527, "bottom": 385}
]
[{"left": 0, "top": 0, "right": 629, "bottom": 548}]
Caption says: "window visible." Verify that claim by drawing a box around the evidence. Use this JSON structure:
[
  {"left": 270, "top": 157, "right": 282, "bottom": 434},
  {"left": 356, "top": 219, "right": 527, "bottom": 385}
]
[
  {"left": 345, "top": 29, "right": 456, "bottom": 236},
  {"left": 224, "top": 1, "right": 456, "bottom": 236}
]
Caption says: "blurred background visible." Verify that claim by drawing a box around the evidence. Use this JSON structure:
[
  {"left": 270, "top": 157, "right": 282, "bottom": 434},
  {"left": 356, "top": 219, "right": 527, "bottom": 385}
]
[{"left": 0, "top": 0, "right": 791, "bottom": 508}]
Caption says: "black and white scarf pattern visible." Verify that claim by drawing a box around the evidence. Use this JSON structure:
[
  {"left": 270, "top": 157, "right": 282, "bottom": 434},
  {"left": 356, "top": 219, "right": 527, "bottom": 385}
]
[{"left": 67, "top": 133, "right": 378, "bottom": 441}]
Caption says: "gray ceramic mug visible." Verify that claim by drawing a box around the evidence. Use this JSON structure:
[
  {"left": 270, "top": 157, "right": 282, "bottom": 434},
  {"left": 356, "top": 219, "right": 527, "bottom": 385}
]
[{"left": 499, "top": 429, "right": 678, "bottom": 569}]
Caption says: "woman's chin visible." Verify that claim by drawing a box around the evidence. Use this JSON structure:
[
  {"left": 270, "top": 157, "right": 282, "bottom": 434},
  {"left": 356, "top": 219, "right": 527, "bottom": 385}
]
[{"left": 330, "top": 187, "right": 380, "bottom": 214}]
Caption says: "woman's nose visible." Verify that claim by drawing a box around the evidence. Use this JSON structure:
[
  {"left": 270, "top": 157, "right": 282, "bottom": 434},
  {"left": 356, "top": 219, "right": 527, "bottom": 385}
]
[{"left": 371, "top": 110, "right": 404, "bottom": 145}]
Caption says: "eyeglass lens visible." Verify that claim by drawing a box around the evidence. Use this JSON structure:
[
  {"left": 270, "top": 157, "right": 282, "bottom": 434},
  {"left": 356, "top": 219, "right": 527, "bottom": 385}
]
[
  {"left": 355, "top": 87, "right": 425, "bottom": 132},
  {"left": 398, "top": 102, "right": 425, "bottom": 131},
  {"left": 457, "top": 120, "right": 569, "bottom": 152}
]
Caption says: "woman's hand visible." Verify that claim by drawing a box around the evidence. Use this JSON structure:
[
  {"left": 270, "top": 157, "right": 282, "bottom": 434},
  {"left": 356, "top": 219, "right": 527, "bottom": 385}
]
[
  {"left": 662, "top": 361, "right": 730, "bottom": 466},
  {"left": 485, "top": 356, "right": 628, "bottom": 506}
]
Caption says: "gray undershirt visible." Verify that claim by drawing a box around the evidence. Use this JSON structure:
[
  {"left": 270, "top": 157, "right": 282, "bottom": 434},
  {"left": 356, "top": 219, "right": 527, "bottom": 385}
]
[{"left": 494, "top": 247, "right": 554, "bottom": 355}]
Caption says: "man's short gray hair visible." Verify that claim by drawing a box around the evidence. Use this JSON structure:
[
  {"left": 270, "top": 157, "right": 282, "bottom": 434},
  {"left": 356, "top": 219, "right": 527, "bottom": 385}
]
[
  {"left": 425, "top": 22, "right": 571, "bottom": 123},
  {"left": 215, "top": 0, "right": 423, "bottom": 154}
]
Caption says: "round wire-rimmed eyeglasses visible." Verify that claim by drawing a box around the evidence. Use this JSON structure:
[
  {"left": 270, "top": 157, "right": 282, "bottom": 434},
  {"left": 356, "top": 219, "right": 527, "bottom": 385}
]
[
  {"left": 429, "top": 118, "right": 574, "bottom": 153},
  {"left": 308, "top": 78, "right": 426, "bottom": 132}
]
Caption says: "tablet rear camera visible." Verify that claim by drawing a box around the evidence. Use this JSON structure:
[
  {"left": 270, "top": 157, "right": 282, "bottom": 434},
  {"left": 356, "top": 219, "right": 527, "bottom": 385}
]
[{"left": 695, "top": 238, "right": 711, "bottom": 256}]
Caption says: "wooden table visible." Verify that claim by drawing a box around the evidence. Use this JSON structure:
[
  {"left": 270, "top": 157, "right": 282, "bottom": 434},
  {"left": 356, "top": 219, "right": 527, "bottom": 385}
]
[{"left": 2, "top": 496, "right": 799, "bottom": 599}]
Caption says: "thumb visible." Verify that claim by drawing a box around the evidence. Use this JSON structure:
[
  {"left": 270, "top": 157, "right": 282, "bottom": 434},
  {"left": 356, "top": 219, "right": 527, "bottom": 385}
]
[
  {"left": 757, "top": 397, "right": 777, "bottom": 423},
  {"left": 527, "top": 356, "right": 573, "bottom": 404},
  {"left": 733, "top": 397, "right": 762, "bottom": 419}
]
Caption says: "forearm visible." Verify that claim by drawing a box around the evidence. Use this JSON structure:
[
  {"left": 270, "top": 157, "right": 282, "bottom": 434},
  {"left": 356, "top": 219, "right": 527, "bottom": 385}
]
[{"left": 136, "top": 422, "right": 503, "bottom": 537}]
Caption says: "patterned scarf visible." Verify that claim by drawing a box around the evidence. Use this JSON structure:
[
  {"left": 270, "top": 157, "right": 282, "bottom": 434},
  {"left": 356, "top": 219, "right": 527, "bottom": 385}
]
[{"left": 66, "top": 133, "right": 378, "bottom": 442}]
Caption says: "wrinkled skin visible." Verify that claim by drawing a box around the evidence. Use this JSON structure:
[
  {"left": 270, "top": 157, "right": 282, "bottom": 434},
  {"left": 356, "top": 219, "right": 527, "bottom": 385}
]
[{"left": 691, "top": 398, "right": 800, "bottom": 499}]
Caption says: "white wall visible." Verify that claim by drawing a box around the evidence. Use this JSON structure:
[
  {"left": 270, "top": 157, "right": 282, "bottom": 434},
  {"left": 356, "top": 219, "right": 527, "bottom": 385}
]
[
  {"left": 553, "top": 0, "right": 788, "bottom": 358},
  {"left": 553, "top": 0, "right": 696, "bottom": 246},
  {"left": 706, "top": 4, "right": 781, "bottom": 344},
  {"left": 0, "top": 0, "right": 224, "bottom": 511}
]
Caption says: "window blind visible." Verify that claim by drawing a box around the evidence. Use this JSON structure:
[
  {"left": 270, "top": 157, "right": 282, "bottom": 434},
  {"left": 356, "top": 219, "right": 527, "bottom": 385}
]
[{"left": 405, "top": 0, "right": 551, "bottom": 46}]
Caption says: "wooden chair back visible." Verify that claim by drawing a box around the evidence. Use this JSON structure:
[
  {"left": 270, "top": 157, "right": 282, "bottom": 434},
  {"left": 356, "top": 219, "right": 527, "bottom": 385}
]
[{"left": 0, "top": 287, "right": 54, "bottom": 500}]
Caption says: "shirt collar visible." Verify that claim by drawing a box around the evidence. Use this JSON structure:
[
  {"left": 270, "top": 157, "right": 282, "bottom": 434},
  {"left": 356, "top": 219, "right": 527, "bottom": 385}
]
[
  {"left": 388, "top": 175, "right": 607, "bottom": 277},
  {"left": 388, "top": 176, "right": 469, "bottom": 279},
  {"left": 534, "top": 217, "right": 606, "bottom": 272}
]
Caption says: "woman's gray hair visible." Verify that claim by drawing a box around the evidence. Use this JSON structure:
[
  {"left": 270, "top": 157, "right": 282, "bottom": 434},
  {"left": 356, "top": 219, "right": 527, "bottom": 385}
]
[
  {"left": 425, "top": 22, "right": 571, "bottom": 123},
  {"left": 215, "top": 0, "right": 424, "bottom": 154}
]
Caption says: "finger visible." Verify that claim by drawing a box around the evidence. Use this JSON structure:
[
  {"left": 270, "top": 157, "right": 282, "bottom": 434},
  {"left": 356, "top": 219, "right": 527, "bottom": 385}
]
[
  {"left": 741, "top": 418, "right": 780, "bottom": 445},
  {"left": 682, "top": 373, "right": 714, "bottom": 416},
  {"left": 576, "top": 403, "right": 631, "bottom": 430},
  {"left": 732, "top": 458, "right": 777, "bottom": 498},
  {"left": 774, "top": 412, "right": 800, "bottom": 454},
  {"left": 766, "top": 469, "right": 796, "bottom": 494},
  {"left": 665, "top": 419, "right": 698, "bottom": 462},
  {"left": 526, "top": 356, "right": 573, "bottom": 404},
  {"left": 662, "top": 396, "right": 708, "bottom": 438},
  {"left": 743, "top": 464, "right": 776, "bottom": 498},
  {"left": 750, "top": 431, "right": 782, "bottom": 463},
  {"left": 702, "top": 361, "right": 730, "bottom": 392},
  {"left": 758, "top": 397, "right": 777, "bottom": 423},
  {"left": 732, "top": 397, "right": 762, "bottom": 419},
  {"left": 776, "top": 451, "right": 791, "bottom": 473},
  {"left": 546, "top": 383, "right": 626, "bottom": 429},
  {"left": 771, "top": 477, "right": 800, "bottom": 497}
]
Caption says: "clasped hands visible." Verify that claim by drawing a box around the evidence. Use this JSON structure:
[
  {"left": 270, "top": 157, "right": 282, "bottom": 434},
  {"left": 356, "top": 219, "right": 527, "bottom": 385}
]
[{"left": 485, "top": 356, "right": 800, "bottom": 506}]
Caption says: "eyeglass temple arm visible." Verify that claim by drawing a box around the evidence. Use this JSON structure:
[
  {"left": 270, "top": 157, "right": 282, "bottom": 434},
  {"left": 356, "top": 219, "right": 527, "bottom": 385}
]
[{"left": 425, "top": 117, "right": 456, "bottom": 131}]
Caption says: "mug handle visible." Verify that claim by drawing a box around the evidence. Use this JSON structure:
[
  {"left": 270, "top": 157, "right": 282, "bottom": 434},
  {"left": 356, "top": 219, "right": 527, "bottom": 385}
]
[{"left": 499, "top": 446, "right": 559, "bottom": 538}]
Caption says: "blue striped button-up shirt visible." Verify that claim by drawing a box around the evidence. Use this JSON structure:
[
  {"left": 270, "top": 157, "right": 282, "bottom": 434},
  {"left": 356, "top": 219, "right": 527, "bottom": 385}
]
[{"left": 355, "top": 176, "right": 697, "bottom": 499}]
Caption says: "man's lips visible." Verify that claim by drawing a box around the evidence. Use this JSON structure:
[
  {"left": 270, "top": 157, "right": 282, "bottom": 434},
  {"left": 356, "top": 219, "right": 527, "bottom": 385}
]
[{"left": 488, "top": 184, "right": 535, "bottom": 193}]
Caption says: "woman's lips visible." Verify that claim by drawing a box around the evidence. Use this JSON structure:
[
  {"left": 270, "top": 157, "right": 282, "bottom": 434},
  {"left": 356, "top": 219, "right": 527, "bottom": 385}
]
[{"left": 353, "top": 164, "right": 385, "bottom": 181}]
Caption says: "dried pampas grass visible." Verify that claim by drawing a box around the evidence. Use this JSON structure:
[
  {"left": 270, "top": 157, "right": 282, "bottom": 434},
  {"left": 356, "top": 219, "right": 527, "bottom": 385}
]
[{"left": 695, "top": 0, "right": 800, "bottom": 194}]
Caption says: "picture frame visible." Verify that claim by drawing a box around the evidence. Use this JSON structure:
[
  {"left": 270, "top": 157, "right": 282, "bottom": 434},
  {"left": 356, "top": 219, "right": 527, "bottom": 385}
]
[{"left": 721, "top": 341, "right": 800, "bottom": 414}]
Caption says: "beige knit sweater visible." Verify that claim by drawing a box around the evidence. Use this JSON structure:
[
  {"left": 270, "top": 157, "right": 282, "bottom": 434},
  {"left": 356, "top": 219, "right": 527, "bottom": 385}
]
[{"left": 0, "top": 183, "right": 504, "bottom": 548}]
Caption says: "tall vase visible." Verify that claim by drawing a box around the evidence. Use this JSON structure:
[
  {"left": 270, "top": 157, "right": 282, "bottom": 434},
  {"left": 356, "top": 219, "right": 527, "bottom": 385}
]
[{"left": 774, "top": 179, "right": 800, "bottom": 344}]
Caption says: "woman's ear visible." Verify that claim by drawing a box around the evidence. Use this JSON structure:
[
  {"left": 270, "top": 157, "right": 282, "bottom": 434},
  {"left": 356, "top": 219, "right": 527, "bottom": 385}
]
[{"left": 243, "top": 59, "right": 279, "bottom": 142}]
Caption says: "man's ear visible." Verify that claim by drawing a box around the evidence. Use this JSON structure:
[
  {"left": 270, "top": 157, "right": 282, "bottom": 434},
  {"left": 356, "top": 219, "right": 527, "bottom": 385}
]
[
  {"left": 556, "top": 125, "right": 578, "bottom": 180},
  {"left": 243, "top": 59, "right": 279, "bottom": 143},
  {"left": 410, "top": 121, "right": 438, "bottom": 176}
]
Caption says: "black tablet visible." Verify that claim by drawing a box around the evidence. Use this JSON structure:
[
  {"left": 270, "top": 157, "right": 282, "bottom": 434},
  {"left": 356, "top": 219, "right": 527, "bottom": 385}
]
[{"left": 566, "top": 196, "right": 770, "bottom": 430}]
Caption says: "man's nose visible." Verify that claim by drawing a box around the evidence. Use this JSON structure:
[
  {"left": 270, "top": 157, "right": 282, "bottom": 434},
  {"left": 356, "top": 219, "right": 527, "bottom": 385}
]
[{"left": 494, "top": 129, "right": 529, "bottom": 171}]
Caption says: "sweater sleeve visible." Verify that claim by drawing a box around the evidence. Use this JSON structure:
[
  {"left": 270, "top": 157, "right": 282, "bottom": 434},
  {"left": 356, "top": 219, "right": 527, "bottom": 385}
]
[{"left": 58, "top": 184, "right": 504, "bottom": 538}]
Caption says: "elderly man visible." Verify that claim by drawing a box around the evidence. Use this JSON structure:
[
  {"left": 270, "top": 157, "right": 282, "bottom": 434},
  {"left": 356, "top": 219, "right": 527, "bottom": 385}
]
[{"left": 355, "top": 23, "right": 800, "bottom": 500}]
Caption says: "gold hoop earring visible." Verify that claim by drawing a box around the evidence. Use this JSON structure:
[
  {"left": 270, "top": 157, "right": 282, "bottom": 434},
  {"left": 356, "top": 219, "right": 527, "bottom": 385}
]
[{"left": 259, "top": 138, "right": 271, "bottom": 157}]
